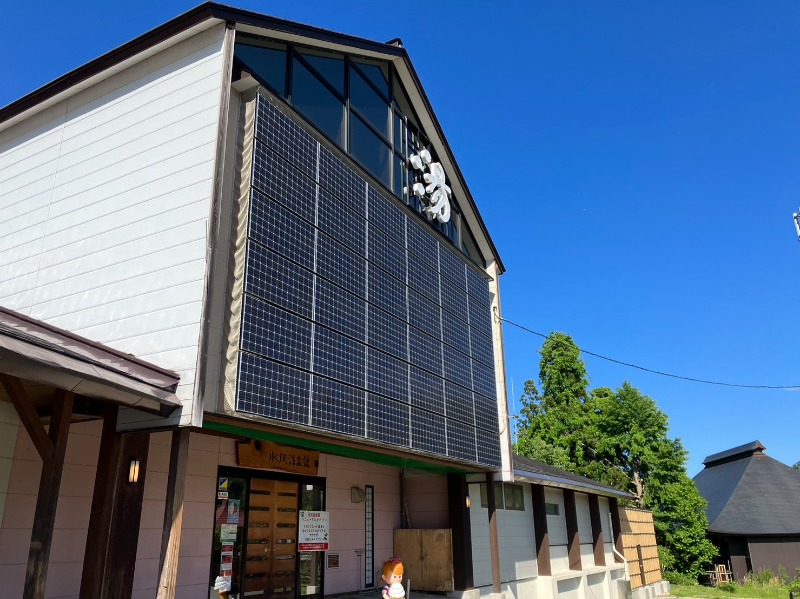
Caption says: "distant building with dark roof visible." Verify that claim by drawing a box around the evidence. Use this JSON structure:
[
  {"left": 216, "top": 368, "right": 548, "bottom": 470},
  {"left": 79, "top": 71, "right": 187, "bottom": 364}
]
[{"left": 693, "top": 441, "right": 800, "bottom": 581}]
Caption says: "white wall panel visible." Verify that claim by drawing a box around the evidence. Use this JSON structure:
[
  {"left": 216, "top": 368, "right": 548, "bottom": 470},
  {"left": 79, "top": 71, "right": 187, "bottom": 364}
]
[
  {"left": 576, "top": 492, "right": 592, "bottom": 541},
  {"left": 598, "top": 496, "right": 611, "bottom": 538},
  {"left": 545, "top": 488, "right": 567, "bottom": 545},
  {"left": 0, "top": 23, "right": 227, "bottom": 426},
  {"left": 496, "top": 485, "right": 537, "bottom": 581}
]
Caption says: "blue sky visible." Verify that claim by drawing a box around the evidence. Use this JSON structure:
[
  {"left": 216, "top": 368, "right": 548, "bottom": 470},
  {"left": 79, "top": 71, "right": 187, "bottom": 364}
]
[{"left": 3, "top": 1, "right": 799, "bottom": 476}]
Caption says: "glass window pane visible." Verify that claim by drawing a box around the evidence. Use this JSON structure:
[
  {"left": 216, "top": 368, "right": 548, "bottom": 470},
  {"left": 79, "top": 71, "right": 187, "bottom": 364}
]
[
  {"left": 393, "top": 112, "right": 403, "bottom": 154},
  {"left": 393, "top": 154, "right": 404, "bottom": 198},
  {"left": 235, "top": 41, "right": 287, "bottom": 96},
  {"left": 298, "top": 48, "right": 344, "bottom": 95},
  {"left": 292, "top": 58, "right": 345, "bottom": 146},
  {"left": 354, "top": 58, "right": 389, "bottom": 97},
  {"left": 350, "top": 66, "right": 389, "bottom": 138},
  {"left": 350, "top": 113, "right": 391, "bottom": 187},
  {"left": 394, "top": 78, "right": 420, "bottom": 129}
]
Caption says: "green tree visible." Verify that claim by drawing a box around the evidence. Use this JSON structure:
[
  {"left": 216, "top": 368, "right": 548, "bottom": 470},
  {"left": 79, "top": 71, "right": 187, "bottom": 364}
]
[
  {"left": 793, "top": 461, "right": 800, "bottom": 470},
  {"left": 513, "top": 333, "right": 717, "bottom": 578}
]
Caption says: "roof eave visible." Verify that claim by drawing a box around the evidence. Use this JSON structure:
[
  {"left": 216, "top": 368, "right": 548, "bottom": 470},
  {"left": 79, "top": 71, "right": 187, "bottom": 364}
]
[{"left": 513, "top": 468, "right": 633, "bottom": 499}]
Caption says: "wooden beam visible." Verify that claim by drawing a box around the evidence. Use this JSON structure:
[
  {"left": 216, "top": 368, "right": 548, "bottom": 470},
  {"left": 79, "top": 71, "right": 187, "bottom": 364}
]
[
  {"left": 563, "top": 489, "right": 581, "bottom": 571},
  {"left": 589, "top": 494, "right": 605, "bottom": 566},
  {"left": 0, "top": 374, "right": 54, "bottom": 463},
  {"left": 447, "top": 473, "right": 474, "bottom": 590},
  {"left": 80, "top": 405, "right": 121, "bottom": 599},
  {"left": 531, "top": 484, "right": 551, "bottom": 576},
  {"left": 157, "top": 429, "right": 190, "bottom": 599},
  {"left": 25, "top": 389, "right": 73, "bottom": 599},
  {"left": 485, "top": 473, "right": 501, "bottom": 594}
]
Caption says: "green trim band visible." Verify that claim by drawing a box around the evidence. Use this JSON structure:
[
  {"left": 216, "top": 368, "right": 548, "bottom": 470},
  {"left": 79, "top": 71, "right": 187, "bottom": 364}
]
[{"left": 203, "top": 419, "right": 472, "bottom": 474}]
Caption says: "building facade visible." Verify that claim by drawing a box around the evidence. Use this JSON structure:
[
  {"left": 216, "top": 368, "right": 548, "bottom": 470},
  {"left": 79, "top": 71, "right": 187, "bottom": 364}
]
[{"left": 0, "top": 5, "right": 630, "bottom": 599}]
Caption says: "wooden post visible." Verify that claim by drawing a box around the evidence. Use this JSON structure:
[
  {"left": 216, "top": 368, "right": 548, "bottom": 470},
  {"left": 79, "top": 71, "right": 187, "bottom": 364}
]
[
  {"left": 0, "top": 374, "right": 54, "bottom": 463},
  {"left": 588, "top": 494, "right": 605, "bottom": 566},
  {"left": 80, "top": 404, "right": 149, "bottom": 599},
  {"left": 157, "top": 429, "right": 190, "bottom": 599},
  {"left": 447, "top": 473, "right": 474, "bottom": 590},
  {"left": 25, "top": 389, "right": 73, "bottom": 599},
  {"left": 485, "top": 473, "right": 501, "bottom": 594},
  {"left": 531, "top": 484, "right": 551, "bottom": 576},
  {"left": 563, "top": 489, "right": 581, "bottom": 571}
]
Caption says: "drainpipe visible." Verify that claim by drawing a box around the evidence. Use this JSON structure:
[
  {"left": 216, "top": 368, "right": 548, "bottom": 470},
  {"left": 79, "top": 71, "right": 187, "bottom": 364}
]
[
  {"left": 400, "top": 467, "right": 408, "bottom": 529},
  {"left": 608, "top": 512, "right": 630, "bottom": 582}
]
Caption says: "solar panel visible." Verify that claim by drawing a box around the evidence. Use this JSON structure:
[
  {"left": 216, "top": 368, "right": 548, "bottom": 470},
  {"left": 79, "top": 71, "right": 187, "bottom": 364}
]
[
  {"left": 366, "top": 394, "right": 410, "bottom": 446},
  {"left": 255, "top": 96, "right": 317, "bottom": 178},
  {"left": 311, "top": 376, "right": 365, "bottom": 436},
  {"left": 367, "top": 186, "right": 405, "bottom": 244},
  {"left": 408, "top": 288, "right": 441, "bottom": 340},
  {"left": 408, "top": 327, "right": 443, "bottom": 377},
  {"left": 411, "top": 407, "right": 447, "bottom": 455},
  {"left": 409, "top": 366, "right": 445, "bottom": 414},
  {"left": 474, "top": 395, "right": 499, "bottom": 432},
  {"left": 318, "top": 188, "right": 366, "bottom": 257},
  {"left": 469, "top": 328, "right": 494, "bottom": 367},
  {"left": 472, "top": 360, "right": 497, "bottom": 399},
  {"left": 468, "top": 297, "right": 494, "bottom": 338},
  {"left": 466, "top": 265, "right": 493, "bottom": 307},
  {"left": 319, "top": 145, "right": 366, "bottom": 214},
  {"left": 245, "top": 241, "right": 314, "bottom": 319},
  {"left": 366, "top": 305, "right": 407, "bottom": 360},
  {"left": 446, "top": 419, "right": 477, "bottom": 462},
  {"left": 367, "top": 264, "right": 407, "bottom": 321},
  {"left": 241, "top": 295, "right": 312, "bottom": 370},
  {"left": 237, "top": 352, "right": 310, "bottom": 424},
  {"left": 250, "top": 189, "right": 315, "bottom": 270},
  {"left": 367, "top": 226, "right": 406, "bottom": 283},
  {"left": 316, "top": 231, "right": 366, "bottom": 299},
  {"left": 407, "top": 253, "right": 440, "bottom": 302},
  {"left": 438, "top": 247, "right": 467, "bottom": 290},
  {"left": 476, "top": 427, "right": 502, "bottom": 467},
  {"left": 252, "top": 141, "right": 316, "bottom": 222},
  {"left": 366, "top": 348, "right": 409, "bottom": 402},
  {"left": 406, "top": 216, "right": 439, "bottom": 269},
  {"left": 235, "top": 93, "right": 503, "bottom": 467},
  {"left": 444, "top": 380, "right": 475, "bottom": 426},
  {"left": 443, "top": 344, "right": 473, "bottom": 387},
  {"left": 314, "top": 278, "right": 366, "bottom": 342},
  {"left": 312, "top": 325, "right": 366, "bottom": 388},
  {"left": 440, "top": 276, "right": 468, "bottom": 318}
]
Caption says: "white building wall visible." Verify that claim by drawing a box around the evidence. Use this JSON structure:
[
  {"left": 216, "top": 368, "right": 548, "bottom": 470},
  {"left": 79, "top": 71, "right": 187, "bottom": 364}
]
[
  {"left": 468, "top": 483, "right": 537, "bottom": 588},
  {"left": 0, "top": 23, "right": 228, "bottom": 426}
]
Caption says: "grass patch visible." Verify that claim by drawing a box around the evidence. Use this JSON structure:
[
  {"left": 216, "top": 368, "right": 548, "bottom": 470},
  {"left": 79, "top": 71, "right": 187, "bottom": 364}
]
[{"left": 671, "top": 584, "right": 794, "bottom": 599}]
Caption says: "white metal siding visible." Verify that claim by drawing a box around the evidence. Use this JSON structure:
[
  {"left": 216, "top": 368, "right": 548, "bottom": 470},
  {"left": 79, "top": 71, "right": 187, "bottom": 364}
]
[
  {"left": 545, "top": 488, "right": 567, "bottom": 545},
  {"left": 0, "top": 24, "right": 227, "bottom": 425},
  {"left": 576, "top": 492, "right": 592, "bottom": 541}
]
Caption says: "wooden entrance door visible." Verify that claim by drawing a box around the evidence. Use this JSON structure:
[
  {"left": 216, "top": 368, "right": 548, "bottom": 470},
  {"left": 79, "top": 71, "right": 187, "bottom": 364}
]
[{"left": 244, "top": 480, "right": 299, "bottom": 598}]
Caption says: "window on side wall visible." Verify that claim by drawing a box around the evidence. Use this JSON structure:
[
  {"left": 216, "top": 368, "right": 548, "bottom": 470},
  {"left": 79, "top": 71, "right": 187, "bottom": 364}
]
[
  {"left": 545, "top": 502, "right": 560, "bottom": 516},
  {"left": 479, "top": 483, "right": 525, "bottom": 510}
]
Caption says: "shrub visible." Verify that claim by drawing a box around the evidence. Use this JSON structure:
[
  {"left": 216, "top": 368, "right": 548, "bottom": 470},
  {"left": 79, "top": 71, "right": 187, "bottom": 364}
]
[
  {"left": 663, "top": 570, "right": 699, "bottom": 585},
  {"left": 717, "top": 582, "right": 737, "bottom": 593}
]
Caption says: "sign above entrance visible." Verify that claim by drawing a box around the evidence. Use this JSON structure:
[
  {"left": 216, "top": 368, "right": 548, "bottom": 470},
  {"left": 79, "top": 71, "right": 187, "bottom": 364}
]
[
  {"left": 236, "top": 439, "right": 320, "bottom": 475},
  {"left": 298, "top": 510, "right": 329, "bottom": 551}
]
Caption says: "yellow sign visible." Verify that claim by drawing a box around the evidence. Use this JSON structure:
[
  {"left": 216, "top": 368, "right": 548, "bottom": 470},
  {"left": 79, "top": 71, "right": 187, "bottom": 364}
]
[{"left": 236, "top": 439, "right": 319, "bottom": 475}]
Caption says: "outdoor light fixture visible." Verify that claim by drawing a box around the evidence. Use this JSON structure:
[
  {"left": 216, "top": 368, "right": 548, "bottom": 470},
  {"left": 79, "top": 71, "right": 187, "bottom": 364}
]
[
  {"left": 465, "top": 496, "right": 471, "bottom": 509},
  {"left": 128, "top": 459, "right": 140, "bottom": 483}
]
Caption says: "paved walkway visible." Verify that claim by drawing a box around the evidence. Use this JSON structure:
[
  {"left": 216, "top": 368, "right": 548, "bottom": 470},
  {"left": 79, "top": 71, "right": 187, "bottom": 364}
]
[{"left": 331, "top": 590, "right": 447, "bottom": 599}]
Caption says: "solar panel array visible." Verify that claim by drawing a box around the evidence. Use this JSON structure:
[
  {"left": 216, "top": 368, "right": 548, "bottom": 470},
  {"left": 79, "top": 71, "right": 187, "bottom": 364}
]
[{"left": 236, "top": 95, "right": 501, "bottom": 467}]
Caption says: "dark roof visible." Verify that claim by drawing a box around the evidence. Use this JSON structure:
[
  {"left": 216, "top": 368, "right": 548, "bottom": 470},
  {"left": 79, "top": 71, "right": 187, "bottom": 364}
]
[
  {"left": 0, "top": 3, "right": 503, "bottom": 273},
  {"left": 694, "top": 441, "right": 800, "bottom": 535},
  {"left": 0, "top": 306, "right": 181, "bottom": 414},
  {"left": 512, "top": 454, "right": 633, "bottom": 499}
]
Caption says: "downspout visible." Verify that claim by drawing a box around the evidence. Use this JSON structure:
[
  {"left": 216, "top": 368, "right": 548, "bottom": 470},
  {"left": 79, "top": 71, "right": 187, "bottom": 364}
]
[
  {"left": 608, "top": 512, "right": 630, "bottom": 582},
  {"left": 400, "top": 467, "right": 408, "bottom": 529}
]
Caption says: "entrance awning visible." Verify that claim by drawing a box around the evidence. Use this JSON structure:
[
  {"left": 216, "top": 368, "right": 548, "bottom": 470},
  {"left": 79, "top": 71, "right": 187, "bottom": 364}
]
[{"left": 0, "top": 306, "right": 181, "bottom": 415}]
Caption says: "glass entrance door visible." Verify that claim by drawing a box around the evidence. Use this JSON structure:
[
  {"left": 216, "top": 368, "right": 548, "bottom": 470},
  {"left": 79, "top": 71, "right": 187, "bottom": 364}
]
[{"left": 210, "top": 473, "right": 324, "bottom": 599}]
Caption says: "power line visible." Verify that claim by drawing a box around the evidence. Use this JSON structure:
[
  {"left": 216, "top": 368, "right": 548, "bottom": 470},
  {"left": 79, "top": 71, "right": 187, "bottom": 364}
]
[{"left": 495, "top": 311, "right": 800, "bottom": 390}]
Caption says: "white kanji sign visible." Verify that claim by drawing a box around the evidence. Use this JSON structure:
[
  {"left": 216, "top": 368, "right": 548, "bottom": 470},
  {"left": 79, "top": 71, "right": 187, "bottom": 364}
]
[{"left": 409, "top": 150, "right": 452, "bottom": 223}]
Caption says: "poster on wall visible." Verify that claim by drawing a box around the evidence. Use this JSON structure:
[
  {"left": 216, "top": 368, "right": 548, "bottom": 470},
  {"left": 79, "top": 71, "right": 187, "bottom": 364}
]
[
  {"left": 221, "top": 524, "right": 238, "bottom": 542},
  {"left": 298, "top": 510, "right": 329, "bottom": 551}
]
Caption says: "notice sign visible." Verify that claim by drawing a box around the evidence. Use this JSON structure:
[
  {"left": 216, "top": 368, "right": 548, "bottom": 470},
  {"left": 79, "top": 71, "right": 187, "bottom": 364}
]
[{"left": 298, "top": 510, "right": 329, "bottom": 551}]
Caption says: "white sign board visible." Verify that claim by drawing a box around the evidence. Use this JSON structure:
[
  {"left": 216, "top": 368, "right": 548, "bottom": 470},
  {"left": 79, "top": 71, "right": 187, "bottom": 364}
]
[{"left": 298, "top": 510, "right": 329, "bottom": 551}]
